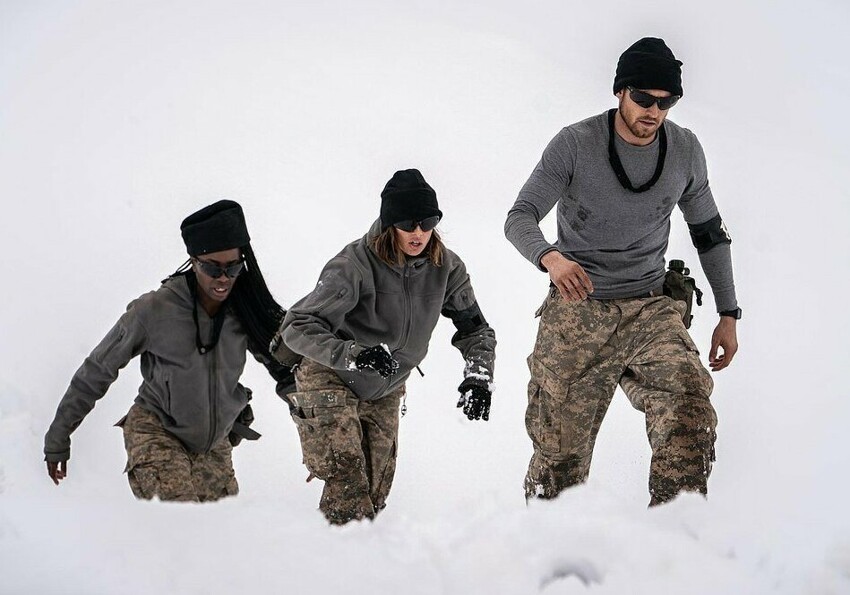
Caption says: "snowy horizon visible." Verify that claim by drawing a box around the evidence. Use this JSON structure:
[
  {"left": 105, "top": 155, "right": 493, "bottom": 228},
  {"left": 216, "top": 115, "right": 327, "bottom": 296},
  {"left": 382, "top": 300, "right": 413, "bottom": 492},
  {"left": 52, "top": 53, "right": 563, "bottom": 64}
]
[{"left": 2, "top": 1, "right": 849, "bottom": 593}]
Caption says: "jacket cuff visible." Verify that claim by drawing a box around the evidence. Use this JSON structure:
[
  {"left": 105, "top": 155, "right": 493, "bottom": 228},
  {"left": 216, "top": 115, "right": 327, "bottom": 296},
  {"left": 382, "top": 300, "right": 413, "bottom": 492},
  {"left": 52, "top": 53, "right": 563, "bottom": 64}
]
[
  {"left": 270, "top": 332, "right": 303, "bottom": 366},
  {"left": 345, "top": 343, "right": 366, "bottom": 370},
  {"left": 44, "top": 450, "right": 70, "bottom": 463}
]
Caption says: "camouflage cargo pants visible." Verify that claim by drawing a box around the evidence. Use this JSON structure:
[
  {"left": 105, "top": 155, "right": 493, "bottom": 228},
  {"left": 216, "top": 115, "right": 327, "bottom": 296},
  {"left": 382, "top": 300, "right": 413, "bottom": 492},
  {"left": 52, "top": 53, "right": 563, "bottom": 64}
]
[
  {"left": 121, "top": 404, "right": 239, "bottom": 502},
  {"left": 291, "top": 358, "right": 403, "bottom": 525},
  {"left": 524, "top": 287, "right": 717, "bottom": 506}
]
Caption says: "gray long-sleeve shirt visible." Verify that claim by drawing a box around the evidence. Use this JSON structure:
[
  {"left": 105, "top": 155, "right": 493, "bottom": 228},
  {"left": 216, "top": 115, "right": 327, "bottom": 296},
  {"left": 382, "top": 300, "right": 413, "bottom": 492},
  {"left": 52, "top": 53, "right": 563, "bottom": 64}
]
[{"left": 505, "top": 111, "right": 737, "bottom": 312}]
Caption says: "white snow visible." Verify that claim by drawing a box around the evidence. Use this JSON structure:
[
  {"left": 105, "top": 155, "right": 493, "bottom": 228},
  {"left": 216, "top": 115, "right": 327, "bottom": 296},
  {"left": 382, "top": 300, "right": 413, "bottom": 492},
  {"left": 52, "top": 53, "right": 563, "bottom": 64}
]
[{"left": 2, "top": 1, "right": 849, "bottom": 594}]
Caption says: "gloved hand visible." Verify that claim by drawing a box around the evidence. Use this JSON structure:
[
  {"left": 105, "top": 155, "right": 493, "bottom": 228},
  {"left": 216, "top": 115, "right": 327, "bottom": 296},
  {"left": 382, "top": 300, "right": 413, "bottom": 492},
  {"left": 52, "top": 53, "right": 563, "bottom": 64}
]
[
  {"left": 457, "top": 379, "right": 491, "bottom": 421},
  {"left": 355, "top": 345, "right": 399, "bottom": 378},
  {"left": 229, "top": 402, "right": 261, "bottom": 446}
]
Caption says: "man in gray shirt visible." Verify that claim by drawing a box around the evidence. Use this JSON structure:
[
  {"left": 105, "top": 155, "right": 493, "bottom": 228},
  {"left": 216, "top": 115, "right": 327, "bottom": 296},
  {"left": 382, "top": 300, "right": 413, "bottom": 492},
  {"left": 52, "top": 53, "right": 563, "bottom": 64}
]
[{"left": 505, "top": 37, "right": 740, "bottom": 505}]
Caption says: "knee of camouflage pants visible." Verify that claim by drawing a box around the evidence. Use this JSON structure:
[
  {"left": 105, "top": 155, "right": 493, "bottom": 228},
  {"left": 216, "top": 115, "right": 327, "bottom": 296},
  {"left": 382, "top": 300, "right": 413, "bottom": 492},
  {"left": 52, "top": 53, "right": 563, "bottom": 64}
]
[
  {"left": 369, "top": 442, "right": 397, "bottom": 513},
  {"left": 190, "top": 438, "right": 240, "bottom": 502},
  {"left": 524, "top": 451, "right": 592, "bottom": 500},
  {"left": 646, "top": 394, "right": 718, "bottom": 506},
  {"left": 320, "top": 458, "right": 376, "bottom": 525},
  {"left": 122, "top": 405, "right": 198, "bottom": 502},
  {"left": 127, "top": 455, "right": 198, "bottom": 502}
]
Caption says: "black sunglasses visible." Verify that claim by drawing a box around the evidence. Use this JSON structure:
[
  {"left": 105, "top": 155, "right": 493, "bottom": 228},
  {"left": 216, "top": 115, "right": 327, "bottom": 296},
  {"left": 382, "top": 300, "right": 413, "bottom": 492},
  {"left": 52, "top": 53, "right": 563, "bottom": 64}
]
[
  {"left": 393, "top": 216, "right": 441, "bottom": 232},
  {"left": 627, "top": 86, "right": 680, "bottom": 111},
  {"left": 194, "top": 258, "right": 245, "bottom": 279}
]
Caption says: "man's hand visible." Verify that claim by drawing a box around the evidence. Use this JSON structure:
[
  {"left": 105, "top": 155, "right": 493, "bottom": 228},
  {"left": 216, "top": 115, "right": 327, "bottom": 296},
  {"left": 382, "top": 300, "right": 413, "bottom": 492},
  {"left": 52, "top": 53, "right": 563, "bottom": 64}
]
[
  {"left": 540, "top": 251, "right": 594, "bottom": 302},
  {"left": 47, "top": 461, "right": 68, "bottom": 486},
  {"left": 709, "top": 317, "right": 738, "bottom": 372},
  {"left": 457, "top": 379, "right": 491, "bottom": 421}
]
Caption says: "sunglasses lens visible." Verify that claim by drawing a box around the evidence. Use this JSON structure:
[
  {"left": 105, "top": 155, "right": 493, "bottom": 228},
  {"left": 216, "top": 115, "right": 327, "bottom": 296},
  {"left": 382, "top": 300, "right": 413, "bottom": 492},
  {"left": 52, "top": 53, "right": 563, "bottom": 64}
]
[
  {"left": 394, "top": 220, "right": 416, "bottom": 232},
  {"left": 629, "top": 88, "right": 655, "bottom": 108},
  {"left": 225, "top": 262, "right": 245, "bottom": 278},
  {"left": 419, "top": 216, "right": 441, "bottom": 231},
  {"left": 658, "top": 95, "right": 680, "bottom": 110},
  {"left": 199, "top": 261, "right": 224, "bottom": 278}
]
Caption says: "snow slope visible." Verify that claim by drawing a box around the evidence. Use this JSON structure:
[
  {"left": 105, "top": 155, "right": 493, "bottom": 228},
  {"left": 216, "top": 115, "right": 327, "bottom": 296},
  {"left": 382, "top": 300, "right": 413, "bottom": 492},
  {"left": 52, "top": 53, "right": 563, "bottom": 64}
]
[{"left": 1, "top": 1, "right": 849, "bottom": 593}]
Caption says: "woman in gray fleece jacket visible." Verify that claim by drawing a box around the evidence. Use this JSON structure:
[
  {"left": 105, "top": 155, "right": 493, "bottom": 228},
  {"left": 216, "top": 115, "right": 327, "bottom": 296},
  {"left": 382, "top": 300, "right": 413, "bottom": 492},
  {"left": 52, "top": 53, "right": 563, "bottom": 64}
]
[
  {"left": 44, "top": 200, "right": 295, "bottom": 502},
  {"left": 274, "top": 169, "right": 497, "bottom": 524}
]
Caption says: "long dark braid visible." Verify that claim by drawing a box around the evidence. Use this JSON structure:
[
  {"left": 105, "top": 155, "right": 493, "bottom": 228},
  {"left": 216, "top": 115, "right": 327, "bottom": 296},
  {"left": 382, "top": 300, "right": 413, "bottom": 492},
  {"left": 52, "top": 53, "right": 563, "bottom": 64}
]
[{"left": 229, "top": 243, "right": 285, "bottom": 360}]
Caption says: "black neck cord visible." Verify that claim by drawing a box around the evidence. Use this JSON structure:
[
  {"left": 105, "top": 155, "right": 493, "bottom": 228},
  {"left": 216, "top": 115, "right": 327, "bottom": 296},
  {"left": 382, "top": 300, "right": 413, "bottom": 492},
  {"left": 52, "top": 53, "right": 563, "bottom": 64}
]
[
  {"left": 187, "top": 274, "right": 227, "bottom": 355},
  {"left": 607, "top": 108, "right": 667, "bottom": 193}
]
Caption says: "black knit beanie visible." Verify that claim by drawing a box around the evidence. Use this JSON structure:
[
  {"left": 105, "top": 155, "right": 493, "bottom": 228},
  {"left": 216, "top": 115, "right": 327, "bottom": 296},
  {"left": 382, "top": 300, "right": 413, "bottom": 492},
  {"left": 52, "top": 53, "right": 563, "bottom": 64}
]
[
  {"left": 180, "top": 199, "right": 250, "bottom": 256},
  {"left": 380, "top": 169, "right": 442, "bottom": 229},
  {"left": 613, "top": 37, "right": 683, "bottom": 97}
]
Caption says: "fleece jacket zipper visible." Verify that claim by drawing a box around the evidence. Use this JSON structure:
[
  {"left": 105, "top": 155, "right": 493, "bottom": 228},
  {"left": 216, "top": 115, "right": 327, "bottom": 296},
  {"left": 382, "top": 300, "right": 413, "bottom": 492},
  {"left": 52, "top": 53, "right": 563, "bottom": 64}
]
[
  {"left": 399, "top": 263, "right": 412, "bottom": 352},
  {"left": 205, "top": 347, "right": 218, "bottom": 453}
]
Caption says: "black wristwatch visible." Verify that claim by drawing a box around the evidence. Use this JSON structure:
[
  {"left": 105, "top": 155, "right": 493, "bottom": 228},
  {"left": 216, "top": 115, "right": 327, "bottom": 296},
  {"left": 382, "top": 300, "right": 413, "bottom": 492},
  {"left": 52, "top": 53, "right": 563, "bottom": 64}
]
[{"left": 719, "top": 307, "right": 742, "bottom": 320}]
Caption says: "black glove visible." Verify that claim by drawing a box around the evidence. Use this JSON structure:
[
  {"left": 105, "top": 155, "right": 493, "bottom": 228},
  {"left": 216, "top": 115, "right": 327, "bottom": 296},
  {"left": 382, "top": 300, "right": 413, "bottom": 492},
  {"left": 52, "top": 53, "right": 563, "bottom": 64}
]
[
  {"left": 457, "top": 379, "right": 491, "bottom": 421},
  {"left": 275, "top": 372, "right": 297, "bottom": 403},
  {"left": 355, "top": 345, "right": 399, "bottom": 378},
  {"left": 229, "top": 402, "right": 261, "bottom": 446}
]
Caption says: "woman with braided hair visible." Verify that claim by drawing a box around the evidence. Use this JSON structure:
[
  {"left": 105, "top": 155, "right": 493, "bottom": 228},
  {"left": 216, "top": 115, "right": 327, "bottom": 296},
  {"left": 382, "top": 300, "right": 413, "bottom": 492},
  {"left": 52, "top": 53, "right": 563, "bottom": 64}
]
[{"left": 44, "top": 200, "right": 297, "bottom": 502}]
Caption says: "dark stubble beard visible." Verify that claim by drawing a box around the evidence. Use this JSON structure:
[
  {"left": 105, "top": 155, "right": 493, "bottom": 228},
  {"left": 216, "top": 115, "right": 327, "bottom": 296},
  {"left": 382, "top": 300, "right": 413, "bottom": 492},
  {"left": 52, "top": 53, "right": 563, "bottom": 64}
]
[
  {"left": 626, "top": 113, "right": 657, "bottom": 139},
  {"left": 618, "top": 98, "right": 658, "bottom": 140}
]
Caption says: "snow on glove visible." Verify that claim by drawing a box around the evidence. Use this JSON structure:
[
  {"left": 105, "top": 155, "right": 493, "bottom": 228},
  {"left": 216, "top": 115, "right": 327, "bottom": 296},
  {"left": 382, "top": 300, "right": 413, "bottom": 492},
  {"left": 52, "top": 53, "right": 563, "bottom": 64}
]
[
  {"left": 457, "top": 378, "right": 491, "bottom": 421},
  {"left": 355, "top": 345, "right": 400, "bottom": 378}
]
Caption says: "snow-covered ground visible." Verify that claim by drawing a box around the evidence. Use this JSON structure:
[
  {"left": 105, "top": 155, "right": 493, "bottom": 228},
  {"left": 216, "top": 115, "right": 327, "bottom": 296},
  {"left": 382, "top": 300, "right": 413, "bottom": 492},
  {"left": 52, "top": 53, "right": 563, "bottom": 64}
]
[{"left": 2, "top": 1, "right": 849, "bottom": 593}]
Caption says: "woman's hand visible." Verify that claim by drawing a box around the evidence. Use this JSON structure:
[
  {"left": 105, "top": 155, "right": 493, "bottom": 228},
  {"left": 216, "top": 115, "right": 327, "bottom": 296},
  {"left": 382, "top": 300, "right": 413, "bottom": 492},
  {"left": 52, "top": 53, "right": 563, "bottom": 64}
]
[
  {"left": 47, "top": 460, "right": 68, "bottom": 485},
  {"left": 355, "top": 345, "right": 399, "bottom": 378}
]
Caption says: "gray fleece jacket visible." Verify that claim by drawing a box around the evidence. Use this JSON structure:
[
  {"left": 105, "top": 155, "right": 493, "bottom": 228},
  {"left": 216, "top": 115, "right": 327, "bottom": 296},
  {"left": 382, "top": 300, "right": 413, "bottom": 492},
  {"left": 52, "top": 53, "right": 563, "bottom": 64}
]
[
  {"left": 279, "top": 221, "right": 496, "bottom": 401},
  {"left": 44, "top": 274, "right": 287, "bottom": 462}
]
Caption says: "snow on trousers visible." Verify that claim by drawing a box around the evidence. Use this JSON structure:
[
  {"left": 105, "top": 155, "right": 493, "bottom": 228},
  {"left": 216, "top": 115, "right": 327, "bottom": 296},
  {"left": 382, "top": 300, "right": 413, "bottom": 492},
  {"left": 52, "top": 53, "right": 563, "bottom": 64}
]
[
  {"left": 524, "top": 287, "right": 717, "bottom": 505},
  {"left": 291, "top": 358, "right": 402, "bottom": 525},
  {"left": 120, "top": 404, "right": 239, "bottom": 502}
]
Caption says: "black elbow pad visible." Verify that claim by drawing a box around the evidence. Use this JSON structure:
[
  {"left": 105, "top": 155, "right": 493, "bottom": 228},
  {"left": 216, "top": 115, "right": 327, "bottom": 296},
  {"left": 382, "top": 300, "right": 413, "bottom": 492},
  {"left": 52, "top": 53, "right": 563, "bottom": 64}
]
[
  {"left": 442, "top": 302, "right": 488, "bottom": 334},
  {"left": 688, "top": 214, "right": 732, "bottom": 254}
]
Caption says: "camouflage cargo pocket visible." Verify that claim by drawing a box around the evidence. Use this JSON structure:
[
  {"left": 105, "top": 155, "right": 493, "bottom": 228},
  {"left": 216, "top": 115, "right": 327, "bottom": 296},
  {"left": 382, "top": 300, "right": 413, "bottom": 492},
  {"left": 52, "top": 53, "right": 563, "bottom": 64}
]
[
  {"left": 127, "top": 453, "right": 168, "bottom": 500},
  {"left": 290, "top": 389, "right": 353, "bottom": 480},
  {"left": 527, "top": 355, "right": 599, "bottom": 458},
  {"left": 126, "top": 448, "right": 194, "bottom": 501},
  {"left": 526, "top": 355, "right": 576, "bottom": 455},
  {"left": 677, "top": 332, "right": 714, "bottom": 399},
  {"left": 642, "top": 330, "right": 713, "bottom": 400},
  {"left": 676, "top": 329, "right": 700, "bottom": 355},
  {"left": 525, "top": 380, "right": 561, "bottom": 454}
]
